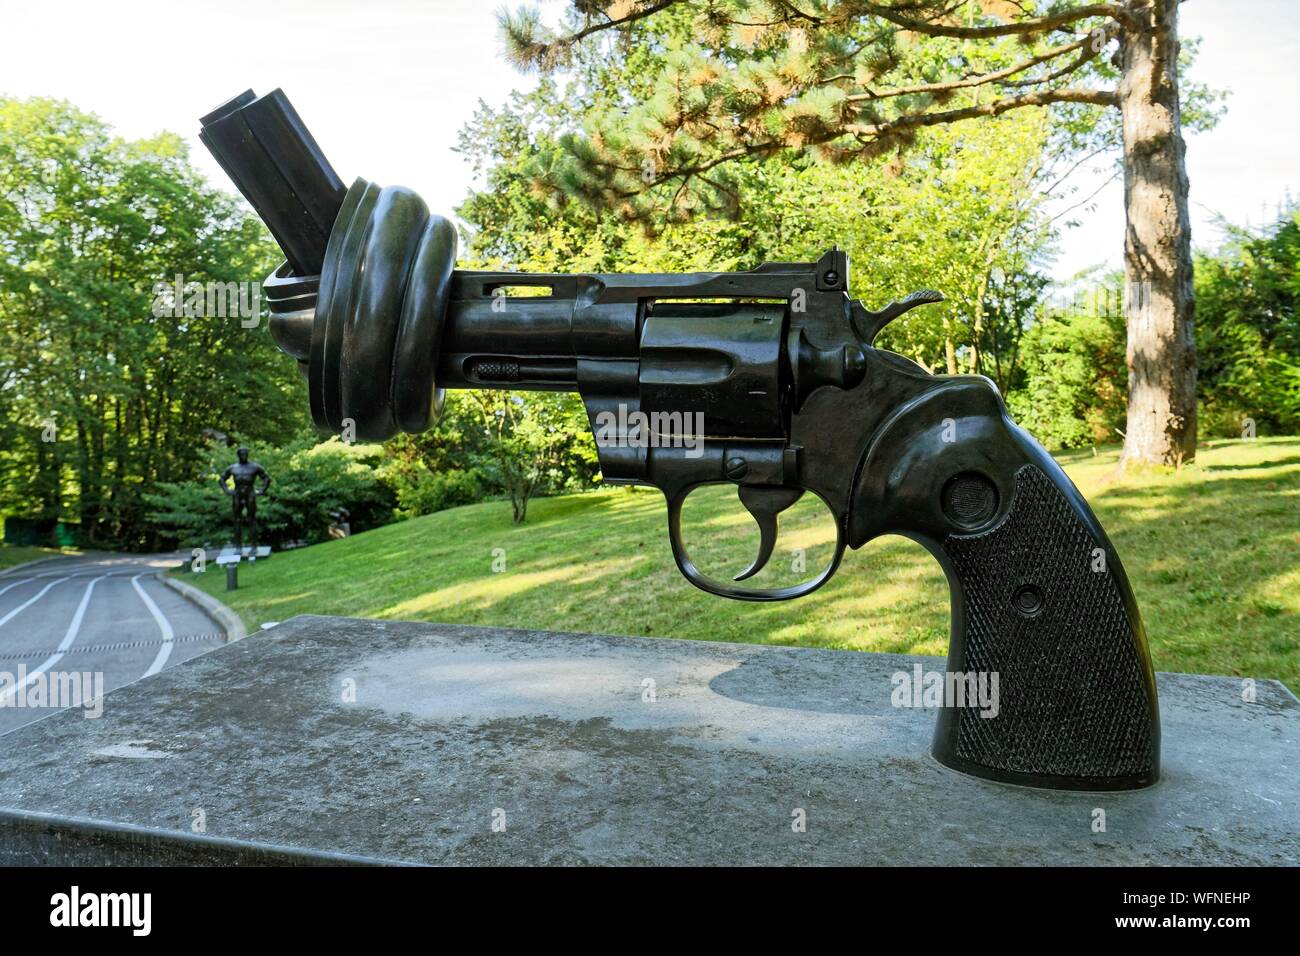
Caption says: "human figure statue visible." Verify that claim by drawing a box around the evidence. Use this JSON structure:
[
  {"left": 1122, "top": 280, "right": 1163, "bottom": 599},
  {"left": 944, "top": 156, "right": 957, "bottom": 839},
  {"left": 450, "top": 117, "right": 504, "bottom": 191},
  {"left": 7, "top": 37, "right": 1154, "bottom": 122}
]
[{"left": 219, "top": 447, "right": 271, "bottom": 553}]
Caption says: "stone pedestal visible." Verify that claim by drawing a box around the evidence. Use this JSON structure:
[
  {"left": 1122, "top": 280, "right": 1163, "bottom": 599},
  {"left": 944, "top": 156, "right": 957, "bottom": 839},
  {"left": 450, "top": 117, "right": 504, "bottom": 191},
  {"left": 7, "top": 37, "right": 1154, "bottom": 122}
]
[{"left": 0, "top": 616, "right": 1294, "bottom": 865}]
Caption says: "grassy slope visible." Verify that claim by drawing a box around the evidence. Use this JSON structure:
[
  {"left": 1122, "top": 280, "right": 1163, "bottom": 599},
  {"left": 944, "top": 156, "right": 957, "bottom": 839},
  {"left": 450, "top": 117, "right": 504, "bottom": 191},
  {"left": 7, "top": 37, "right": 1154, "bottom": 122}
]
[
  {"left": 187, "top": 437, "right": 1300, "bottom": 691},
  {"left": 0, "top": 544, "right": 78, "bottom": 571}
]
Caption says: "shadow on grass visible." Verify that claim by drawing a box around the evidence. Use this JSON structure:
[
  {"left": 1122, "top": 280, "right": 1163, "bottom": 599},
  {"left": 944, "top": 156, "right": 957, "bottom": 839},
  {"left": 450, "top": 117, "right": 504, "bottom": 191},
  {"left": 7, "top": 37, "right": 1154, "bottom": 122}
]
[
  {"left": 1198, "top": 454, "right": 1300, "bottom": 472},
  {"left": 1086, "top": 467, "right": 1298, "bottom": 687}
]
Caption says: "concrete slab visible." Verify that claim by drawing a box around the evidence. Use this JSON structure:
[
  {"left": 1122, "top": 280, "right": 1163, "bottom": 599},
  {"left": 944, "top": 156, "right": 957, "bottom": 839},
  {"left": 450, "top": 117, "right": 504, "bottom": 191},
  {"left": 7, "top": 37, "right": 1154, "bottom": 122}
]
[{"left": 0, "top": 615, "right": 1294, "bottom": 865}]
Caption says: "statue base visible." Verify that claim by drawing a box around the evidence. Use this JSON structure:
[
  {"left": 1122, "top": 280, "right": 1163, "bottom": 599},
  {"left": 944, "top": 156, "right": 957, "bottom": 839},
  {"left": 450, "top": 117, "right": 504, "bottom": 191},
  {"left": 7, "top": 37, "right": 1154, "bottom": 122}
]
[
  {"left": 215, "top": 545, "right": 271, "bottom": 565},
  {"left": 0, "top": 616, "right": 1294, "bottom": 865}
]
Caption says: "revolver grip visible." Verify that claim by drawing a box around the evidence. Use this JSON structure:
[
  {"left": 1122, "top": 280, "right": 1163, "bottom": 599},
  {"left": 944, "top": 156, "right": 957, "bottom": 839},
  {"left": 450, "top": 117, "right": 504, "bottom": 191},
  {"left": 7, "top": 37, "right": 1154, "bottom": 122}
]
[
  {"left": 850, "top": 378, "right": 1159, "bottom": 790},
  {"left": 935, "top": 461, "right": 1159, "bottom": 789}
]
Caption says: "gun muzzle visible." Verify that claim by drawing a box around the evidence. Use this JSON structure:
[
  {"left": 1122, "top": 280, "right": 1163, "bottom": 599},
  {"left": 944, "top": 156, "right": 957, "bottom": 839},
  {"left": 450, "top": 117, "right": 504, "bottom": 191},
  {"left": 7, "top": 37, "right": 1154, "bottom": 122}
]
[
  {"left": 201, "top": 90, "right": 460, "bottom": 439},
  {"left": 200, "top": 90, "right": 353, "bottom": 387},
  {"left": 199, "top": 89, "right": 346, "bottom": 276}
]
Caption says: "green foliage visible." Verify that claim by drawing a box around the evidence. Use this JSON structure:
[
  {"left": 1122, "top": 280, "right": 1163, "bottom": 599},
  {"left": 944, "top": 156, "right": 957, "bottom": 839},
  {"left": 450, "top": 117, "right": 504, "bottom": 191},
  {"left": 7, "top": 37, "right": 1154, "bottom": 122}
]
[
  {"left": 979, "top": 264, "right": 1053, "bottom": 395},
  {"left": 1006, "top": 305, "right": 1126, "bottom": 450},
  {"left": 378, "top": 389, "right": 599, "bottom": 523},
  {"left": 389, "top": 469, "right": 487, "bottom": 520},
  {"left": 0, "top": 97, "right": 312, "bottom": 548},
  {"left": 1003, "top": 203, "right": 1300, "bottom": 453},
  {"left": 380, "top": 394, "right": 498, "bottom": 519},
  {"left": 1195, "top": 212, "right": 1300, "bottom": 438},
  {"left": 146, "top": 440, "right": 395, "bottom": 549},
  {"left": 495, "top": 2, "right": 1161, "bottom": 220},
  {"left": 460, "top": 391, "right": 600, "bottom": 523},
  {"left": 456, "top": 60, "right": 1058, "bottom": 378}
]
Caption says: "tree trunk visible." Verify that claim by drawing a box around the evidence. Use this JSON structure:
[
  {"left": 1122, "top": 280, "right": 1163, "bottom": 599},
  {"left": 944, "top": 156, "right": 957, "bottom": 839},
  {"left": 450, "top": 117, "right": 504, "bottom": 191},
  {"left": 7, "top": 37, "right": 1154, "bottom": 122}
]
[
  {"left": 943, "top": 324, "right": 958, "bottom": 375},
  {"left": 1118, "top": 0, "right": 1197, "bottom": 466},
  {"left": 75, "top": 420, "right": 96, "bottom": 544},
  {"left": 969, "top": 263, "right": 992, "bottom": 376}
]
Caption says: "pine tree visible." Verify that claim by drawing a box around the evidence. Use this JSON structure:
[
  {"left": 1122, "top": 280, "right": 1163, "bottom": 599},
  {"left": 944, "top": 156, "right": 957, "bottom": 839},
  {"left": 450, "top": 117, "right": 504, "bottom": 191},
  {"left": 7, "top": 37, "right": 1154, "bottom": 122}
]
[{"left": 500, "top": 0, "right": 1223, "bottom": 467}]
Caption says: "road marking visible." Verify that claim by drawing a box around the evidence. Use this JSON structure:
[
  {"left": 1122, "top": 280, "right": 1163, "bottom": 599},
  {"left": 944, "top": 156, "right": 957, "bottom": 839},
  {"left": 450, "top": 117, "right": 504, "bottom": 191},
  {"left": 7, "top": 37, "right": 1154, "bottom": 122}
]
[
  {"left": 0, "top": 632, "right": 225, "bottom": 661},
  {"left": 0, "top": 575, "right": 99, "bottom": 705},
  {"left": 133, "top": 574, "right": 175, "bottom": 677},
  {"left": 0, "top": 578, "right": 33, "bottom": 600},
  {"left": 0, "top": 577, "right": 68, "bottom": 629},
  {"left": 35, "top": 569, "right": 149, "bottom": 579},
  {"left": 57, "top": 577, "right": 102, "bottom": 653}
]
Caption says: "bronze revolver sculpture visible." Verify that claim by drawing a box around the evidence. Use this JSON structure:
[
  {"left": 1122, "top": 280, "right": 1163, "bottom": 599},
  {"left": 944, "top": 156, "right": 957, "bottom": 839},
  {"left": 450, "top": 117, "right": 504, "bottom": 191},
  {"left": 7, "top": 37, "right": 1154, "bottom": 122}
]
[{"left": 200, "top": 89, "right": 1159, "bottom": 791}]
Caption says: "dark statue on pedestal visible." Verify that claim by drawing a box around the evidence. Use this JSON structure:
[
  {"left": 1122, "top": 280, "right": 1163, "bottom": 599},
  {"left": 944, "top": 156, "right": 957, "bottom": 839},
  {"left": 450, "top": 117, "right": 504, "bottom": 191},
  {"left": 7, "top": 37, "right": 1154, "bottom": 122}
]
[{"left": 219, "top": 446, "right": 270, "bottom": 553}]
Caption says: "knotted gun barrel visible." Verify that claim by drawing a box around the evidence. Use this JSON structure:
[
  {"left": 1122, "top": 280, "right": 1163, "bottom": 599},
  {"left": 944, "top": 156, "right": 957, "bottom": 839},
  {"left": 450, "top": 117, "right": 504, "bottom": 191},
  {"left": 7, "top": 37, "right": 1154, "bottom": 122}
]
[{"left": 201, "top": 89, "right": 1160, "bottom": 792}]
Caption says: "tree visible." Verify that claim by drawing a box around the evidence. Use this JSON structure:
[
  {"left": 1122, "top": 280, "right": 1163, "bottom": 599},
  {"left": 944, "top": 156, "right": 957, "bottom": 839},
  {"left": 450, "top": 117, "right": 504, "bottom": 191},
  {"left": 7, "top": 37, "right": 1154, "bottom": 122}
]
[
  {"left": 1006, "top": 285, "right": 1127, "bottom": 449},
  {"left": 462, "top": 391, "right": 599, "bottom": 523},
  {"left": 0, "top": 97, "right": 310, "bottom": 547},
  {"left": 501, "top": 0, "right": 1222, "bottom": 466},
  {"left": 458, "top": 70, "right": 1058, "bottom": 374}
]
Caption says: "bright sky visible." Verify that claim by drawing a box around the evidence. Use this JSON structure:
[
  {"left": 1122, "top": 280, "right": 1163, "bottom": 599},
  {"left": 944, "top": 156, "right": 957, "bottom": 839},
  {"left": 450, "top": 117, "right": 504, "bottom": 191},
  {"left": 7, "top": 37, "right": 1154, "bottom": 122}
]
[
  {"left": 1, "top": 0, "right": 1295, "bottom": 281},
  {"left": 1053, "top": 0, "right": 1300, "bottom": 280}
]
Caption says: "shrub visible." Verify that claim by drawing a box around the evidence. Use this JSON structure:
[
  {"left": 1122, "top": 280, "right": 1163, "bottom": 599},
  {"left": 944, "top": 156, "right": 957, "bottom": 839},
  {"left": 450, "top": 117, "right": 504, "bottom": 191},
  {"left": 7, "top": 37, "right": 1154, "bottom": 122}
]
[
  {"left": 391, "top": 468, "right": 488, "bottom": 519},
  {"left": 146, "top": 439, "right": 395, "bottom": 549},
  {"left": 1005, "top": 310, "right": 1127, "bottom": 450},
  {"left": 1195, "top": 214, "right": 1300, "bottom": 437}
]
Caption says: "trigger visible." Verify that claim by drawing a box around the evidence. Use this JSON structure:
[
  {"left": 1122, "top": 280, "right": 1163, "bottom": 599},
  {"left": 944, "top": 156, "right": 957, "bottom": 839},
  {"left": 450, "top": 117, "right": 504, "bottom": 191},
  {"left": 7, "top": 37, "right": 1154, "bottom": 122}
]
[{"left": 734, "top": 486, "right": 805, "bottom": 581}]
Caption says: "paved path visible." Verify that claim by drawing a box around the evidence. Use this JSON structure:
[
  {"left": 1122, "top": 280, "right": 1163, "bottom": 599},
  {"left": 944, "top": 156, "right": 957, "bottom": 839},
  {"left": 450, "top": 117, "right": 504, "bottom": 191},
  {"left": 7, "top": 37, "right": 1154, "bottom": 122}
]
[{"left": 0, "top": 554, "right": 226, "bottom": 734}]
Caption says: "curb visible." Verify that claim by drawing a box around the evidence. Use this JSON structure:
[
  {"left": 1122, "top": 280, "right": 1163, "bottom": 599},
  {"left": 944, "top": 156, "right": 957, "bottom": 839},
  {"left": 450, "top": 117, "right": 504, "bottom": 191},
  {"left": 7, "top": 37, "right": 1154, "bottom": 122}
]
[{"left": 163, "top": 575, "right": 247, "bottom": 643}]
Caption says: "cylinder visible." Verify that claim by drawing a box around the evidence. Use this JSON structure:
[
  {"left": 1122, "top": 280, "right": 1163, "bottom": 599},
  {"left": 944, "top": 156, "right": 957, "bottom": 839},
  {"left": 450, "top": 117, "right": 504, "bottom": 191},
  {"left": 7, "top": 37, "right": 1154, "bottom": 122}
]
[{"left": 639, "top": 301, "right": 788, "bottom": 437}]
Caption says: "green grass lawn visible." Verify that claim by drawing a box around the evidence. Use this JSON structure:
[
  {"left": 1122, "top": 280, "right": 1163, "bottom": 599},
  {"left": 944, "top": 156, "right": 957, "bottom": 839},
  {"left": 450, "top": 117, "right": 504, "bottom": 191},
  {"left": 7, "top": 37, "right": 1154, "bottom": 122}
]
[
  {"left": 186, "top": 437, "right": 1300, "bottom": 691},
  {"left": 0, "top": 543, "right": 78, "bottom": 571}
]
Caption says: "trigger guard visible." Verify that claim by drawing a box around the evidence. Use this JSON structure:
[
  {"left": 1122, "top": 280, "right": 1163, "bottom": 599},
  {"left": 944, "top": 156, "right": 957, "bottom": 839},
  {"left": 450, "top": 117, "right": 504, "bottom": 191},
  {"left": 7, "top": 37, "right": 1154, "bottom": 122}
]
[{"left": 665, "top": 487, "right": 846, "bottom": 602}]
